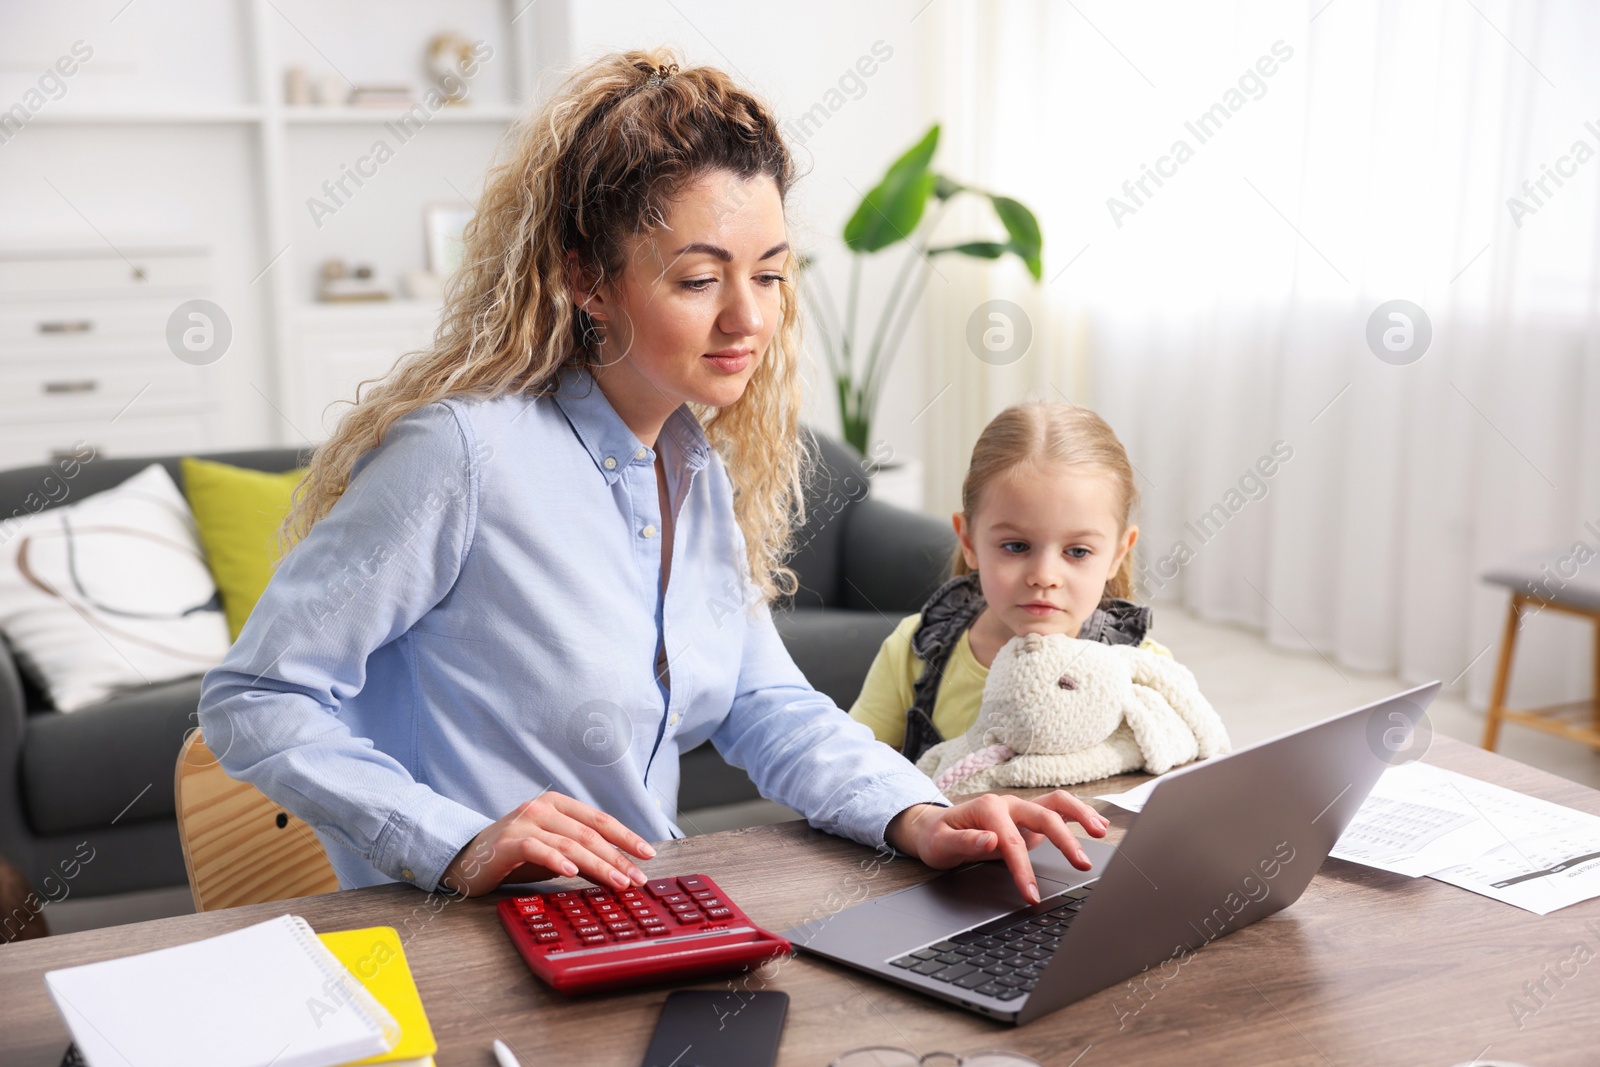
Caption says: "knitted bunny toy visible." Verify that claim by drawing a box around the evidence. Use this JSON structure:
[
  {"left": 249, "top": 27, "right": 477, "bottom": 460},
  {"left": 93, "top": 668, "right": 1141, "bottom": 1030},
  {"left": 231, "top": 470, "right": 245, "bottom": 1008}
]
[{"left": 916, "top": 632, "right": 1232, "bottom": 793}]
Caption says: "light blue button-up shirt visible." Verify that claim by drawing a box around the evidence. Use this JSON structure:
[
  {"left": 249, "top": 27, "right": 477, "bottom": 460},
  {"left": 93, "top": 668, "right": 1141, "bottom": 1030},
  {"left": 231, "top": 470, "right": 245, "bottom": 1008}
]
[{"left": 197, "top": 363, "right": 948, "bottom": 892}]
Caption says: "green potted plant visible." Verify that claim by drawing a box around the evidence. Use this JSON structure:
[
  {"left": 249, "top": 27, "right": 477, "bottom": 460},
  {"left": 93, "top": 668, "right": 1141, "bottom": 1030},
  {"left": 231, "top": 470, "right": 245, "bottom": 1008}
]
[{"left": 798, "top": 123, "right": 1044, "bottom": 458}]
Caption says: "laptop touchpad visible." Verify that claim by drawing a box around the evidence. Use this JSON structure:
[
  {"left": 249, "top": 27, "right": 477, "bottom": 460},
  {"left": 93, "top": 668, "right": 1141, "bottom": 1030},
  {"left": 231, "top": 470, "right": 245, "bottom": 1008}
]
[{"left": 872, "top": 864, "right": 1077, "bottom": 926}]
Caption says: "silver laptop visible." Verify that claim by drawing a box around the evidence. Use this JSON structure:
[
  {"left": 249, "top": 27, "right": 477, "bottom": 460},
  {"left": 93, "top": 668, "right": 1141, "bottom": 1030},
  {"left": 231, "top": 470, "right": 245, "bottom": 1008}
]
[{"left": 786, "top": 681, "right": 1441, "bottom": 1024}]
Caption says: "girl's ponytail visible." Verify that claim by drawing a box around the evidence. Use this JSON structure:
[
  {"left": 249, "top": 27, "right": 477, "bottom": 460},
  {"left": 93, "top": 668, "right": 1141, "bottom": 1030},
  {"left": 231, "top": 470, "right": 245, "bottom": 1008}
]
[{"left": 1103, "top": 547, "right": 1136, "bottom": 603}]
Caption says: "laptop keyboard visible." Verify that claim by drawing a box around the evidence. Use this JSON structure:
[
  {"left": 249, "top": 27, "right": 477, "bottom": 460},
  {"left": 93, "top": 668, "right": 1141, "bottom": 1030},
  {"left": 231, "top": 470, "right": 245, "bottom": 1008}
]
[{"left": 888, "top": 884, "right": 1095, "bottom": 1002}]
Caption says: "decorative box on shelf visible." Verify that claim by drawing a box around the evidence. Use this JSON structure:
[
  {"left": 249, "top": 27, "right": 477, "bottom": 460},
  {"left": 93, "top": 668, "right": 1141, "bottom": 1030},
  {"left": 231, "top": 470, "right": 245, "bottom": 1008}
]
[{"left": 0, "top": 245, "right": 219, "bottom": 470}]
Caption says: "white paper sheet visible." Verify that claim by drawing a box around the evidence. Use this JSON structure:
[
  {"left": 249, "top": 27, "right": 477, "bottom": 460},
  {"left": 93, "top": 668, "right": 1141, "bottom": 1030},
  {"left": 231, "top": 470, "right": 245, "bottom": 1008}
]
[{"left": 1320, "top": 762, "right": 1508, "bottom": 877}]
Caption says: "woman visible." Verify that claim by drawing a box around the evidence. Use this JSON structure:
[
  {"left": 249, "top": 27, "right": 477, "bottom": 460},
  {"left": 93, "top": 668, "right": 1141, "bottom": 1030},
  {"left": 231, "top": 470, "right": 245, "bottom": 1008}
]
[{"left": 197, "top": 48, "right": 1106, "bottom": 905}]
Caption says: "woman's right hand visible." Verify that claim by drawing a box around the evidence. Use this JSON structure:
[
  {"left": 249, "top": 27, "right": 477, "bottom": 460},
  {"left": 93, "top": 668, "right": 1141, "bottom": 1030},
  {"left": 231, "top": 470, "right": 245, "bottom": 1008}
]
[{"left": 438, "top": 791, "right": 657, "bottom": 897}]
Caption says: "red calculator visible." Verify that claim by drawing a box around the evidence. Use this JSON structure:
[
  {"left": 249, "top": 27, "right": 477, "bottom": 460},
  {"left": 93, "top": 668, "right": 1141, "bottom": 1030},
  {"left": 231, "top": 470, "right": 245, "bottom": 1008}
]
[{"left": 496, "top": 873, "right": 792, "bottom": 995}]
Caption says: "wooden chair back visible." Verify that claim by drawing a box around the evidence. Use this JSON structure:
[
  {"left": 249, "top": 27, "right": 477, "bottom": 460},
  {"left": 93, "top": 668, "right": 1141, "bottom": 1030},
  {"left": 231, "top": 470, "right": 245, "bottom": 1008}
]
[{"left": 174, "top": 731, "right": 339, "bottom": 910}]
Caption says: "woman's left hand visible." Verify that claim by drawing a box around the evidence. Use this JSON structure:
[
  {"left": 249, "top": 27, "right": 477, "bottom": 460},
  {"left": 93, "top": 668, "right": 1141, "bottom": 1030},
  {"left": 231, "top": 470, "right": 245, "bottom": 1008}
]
[{"left": 885, "top": 792, "right": 1110, "bottom": 905}]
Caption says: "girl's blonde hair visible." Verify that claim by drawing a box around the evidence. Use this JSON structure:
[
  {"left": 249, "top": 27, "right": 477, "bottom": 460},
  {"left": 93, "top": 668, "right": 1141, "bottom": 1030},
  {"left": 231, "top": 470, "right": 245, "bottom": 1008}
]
[
  {"left": 275, "top": 47, "right": 808, "bottom": 604},
  {"left": 953, "top": 401, "right": 1140, "bottom": 603}
]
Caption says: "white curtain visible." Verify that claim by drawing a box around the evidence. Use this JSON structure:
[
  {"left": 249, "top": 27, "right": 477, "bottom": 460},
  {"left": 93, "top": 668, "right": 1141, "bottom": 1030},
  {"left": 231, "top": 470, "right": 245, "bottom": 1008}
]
[{"left": 921, "top": 0, "right": 1600, "bottom": 709}]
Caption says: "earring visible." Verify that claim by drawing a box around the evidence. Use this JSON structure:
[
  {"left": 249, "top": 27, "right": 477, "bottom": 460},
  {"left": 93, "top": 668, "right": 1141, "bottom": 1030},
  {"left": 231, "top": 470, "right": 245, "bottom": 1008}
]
[{"left": 579, "top": 308, "right": 605, "bottom": 351}]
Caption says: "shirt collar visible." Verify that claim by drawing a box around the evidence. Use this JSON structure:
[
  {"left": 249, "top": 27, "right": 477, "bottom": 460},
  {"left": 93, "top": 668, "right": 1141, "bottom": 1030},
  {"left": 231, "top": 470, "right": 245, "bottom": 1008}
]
[{"left": 552, "top": 362, "right": 711, "bottom": 485}]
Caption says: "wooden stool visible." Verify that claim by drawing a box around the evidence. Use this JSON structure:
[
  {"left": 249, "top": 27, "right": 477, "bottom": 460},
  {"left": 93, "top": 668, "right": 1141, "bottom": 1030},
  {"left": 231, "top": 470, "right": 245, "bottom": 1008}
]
[{"left": 1480, "top": 548, "right": 1600, "bottom": 752}]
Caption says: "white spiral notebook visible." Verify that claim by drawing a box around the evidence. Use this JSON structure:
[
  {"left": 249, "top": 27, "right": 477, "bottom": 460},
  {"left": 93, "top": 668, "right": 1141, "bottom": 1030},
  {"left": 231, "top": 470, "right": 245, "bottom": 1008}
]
[{"left": 44, "top": 913, "right": 400, "bottom": 1067}]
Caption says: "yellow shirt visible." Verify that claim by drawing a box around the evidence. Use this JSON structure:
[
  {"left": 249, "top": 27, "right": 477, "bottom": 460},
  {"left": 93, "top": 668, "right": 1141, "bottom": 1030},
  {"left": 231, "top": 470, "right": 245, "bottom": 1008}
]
[{"left": 848, "top": 613, "right": 1174, "bottom": 750}]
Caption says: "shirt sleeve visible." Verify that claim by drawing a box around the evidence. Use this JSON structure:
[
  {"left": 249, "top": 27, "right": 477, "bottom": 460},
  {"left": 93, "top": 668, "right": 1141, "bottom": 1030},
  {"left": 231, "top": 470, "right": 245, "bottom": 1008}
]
[
  {"left": 711, "top": 594, "right": 950, "bottom": 852},
  {"left": 196, "top": 401, "right": 495, "bottom": 893},
  {"left": 847, "top": 614, "right": 920, "bottom": 748}
]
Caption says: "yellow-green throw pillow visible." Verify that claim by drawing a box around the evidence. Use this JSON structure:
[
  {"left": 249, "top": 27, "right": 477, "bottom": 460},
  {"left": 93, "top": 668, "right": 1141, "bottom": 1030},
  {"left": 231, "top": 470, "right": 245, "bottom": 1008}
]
[{"left": 181, "top": 457, "right": 309, "bottom": 641}]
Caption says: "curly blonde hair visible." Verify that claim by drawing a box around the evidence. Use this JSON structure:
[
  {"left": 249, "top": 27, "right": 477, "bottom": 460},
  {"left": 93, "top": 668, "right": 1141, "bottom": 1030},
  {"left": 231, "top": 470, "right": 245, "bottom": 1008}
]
[
  {"left": 952, "top": 400, "right": 1140, "bottom": 604},
  {"left": 275, "top": 47, "right": 808, "bottom": 605}
]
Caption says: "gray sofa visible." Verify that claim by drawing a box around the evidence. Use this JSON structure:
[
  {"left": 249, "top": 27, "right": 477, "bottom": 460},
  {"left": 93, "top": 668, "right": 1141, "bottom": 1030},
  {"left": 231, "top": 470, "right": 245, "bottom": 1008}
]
[{"left": 0, "top": 431, "right": 956, "bottom": 899}]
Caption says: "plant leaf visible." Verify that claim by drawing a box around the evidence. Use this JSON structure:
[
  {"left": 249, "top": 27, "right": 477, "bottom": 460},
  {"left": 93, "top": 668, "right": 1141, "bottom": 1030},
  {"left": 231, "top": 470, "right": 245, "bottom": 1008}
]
[
  {"left": 989, "top": 195, "right": 1043, "bottom": 280},
  {"left": 929, "top": 241, "right": 1008, "bottom": 259},
  {"left": 843, "top": 125, "right": 941, "bottom": 254},
  {"left": 933, "top": 174, "right": 964, "bottom": 201}
]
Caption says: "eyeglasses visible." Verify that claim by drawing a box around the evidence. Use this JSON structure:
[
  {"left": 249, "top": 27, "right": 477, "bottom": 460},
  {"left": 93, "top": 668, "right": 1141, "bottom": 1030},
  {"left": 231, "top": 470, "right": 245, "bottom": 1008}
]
[{"left": 829, "top": 1050, "right": 1042, "bottom": 1067}]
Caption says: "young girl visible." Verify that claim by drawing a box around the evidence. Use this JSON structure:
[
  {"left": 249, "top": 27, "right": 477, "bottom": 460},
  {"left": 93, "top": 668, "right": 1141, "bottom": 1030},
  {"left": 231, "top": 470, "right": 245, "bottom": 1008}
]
[
  {"left": 852, "top": 401, "right": 1171, "bottom": 762},
  {"left": 197, "top": 48, "right": 1106, "bottom": 908}
]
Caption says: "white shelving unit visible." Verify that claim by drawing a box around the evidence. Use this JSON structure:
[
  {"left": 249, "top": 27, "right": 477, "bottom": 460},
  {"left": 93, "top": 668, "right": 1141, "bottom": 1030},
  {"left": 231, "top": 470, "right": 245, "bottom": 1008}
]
[
  {"left": 245, "top": 0, "right": 540, "bottom": 448},
  {"left": 9, "top": 0, "right": 565, "bottom": 452}
]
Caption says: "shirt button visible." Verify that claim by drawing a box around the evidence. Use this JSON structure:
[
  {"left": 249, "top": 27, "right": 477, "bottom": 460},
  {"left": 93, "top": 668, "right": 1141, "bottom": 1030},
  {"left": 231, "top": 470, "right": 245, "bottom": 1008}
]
[
  {"left": 641, "top": 524, "right": 657, "bottom": 538},
  {"left": 603, "top": 456, "right": 617, "bottom": 470},
  {"left": 635, "top": 448, "right": 647, "bottom": 460},
  {"left": 401, "top": 868, "right": 414, "bottom": 881}
]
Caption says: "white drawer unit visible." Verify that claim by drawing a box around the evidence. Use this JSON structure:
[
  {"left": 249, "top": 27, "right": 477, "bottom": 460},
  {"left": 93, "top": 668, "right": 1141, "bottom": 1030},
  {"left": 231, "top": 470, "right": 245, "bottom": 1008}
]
[
  {"left": 0, "top": 248, "right": 211, "bottom": 302},
  {"left": 0, "top": 305, "right": 173, "bottom": 346},
  {"left": 0, "top": 246, "right": 218, "bottom": 470},
  {"left": 0, "top": 414, "right": 212, "bottom": 470},
  {"left": 0, "top": 355, "right": 207, "bottom": 418}
]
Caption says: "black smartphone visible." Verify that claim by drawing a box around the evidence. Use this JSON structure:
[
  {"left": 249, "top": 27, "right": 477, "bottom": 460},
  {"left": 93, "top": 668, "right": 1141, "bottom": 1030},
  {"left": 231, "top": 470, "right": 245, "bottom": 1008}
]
[{"left": 640, "top": 989, "right": 788, "bottom": 1067}]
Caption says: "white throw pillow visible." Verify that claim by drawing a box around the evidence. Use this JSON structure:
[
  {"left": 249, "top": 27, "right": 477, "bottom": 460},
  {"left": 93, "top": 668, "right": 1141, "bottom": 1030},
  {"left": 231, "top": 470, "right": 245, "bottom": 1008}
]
[{"left": 0, "top": 462, "right": 232, "bottom": 711}]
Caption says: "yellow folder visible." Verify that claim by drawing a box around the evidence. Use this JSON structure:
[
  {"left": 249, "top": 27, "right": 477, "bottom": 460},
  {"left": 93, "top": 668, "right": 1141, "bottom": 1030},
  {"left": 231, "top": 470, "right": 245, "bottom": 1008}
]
[{"left": 317, "top": 926, "right": 439, "bottom": 1067}]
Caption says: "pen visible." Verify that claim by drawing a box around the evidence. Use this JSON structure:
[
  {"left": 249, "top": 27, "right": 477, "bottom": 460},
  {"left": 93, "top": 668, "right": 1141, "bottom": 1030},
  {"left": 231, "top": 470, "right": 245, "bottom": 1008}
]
[{"left": 492, "top": 1038, "right": 523, "bottom": 1067}]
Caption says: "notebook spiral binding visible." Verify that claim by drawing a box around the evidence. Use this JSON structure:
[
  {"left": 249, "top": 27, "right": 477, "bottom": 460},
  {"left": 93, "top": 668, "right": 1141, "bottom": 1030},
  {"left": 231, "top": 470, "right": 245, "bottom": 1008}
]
[{"left": 284, "top": 914, "right": 402, "bottom": 1049}]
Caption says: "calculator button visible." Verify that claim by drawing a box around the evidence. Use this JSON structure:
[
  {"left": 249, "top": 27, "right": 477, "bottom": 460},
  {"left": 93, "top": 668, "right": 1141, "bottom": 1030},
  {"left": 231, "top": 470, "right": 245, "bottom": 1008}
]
[
  {"left": 642, "top": 924, "right": 670, "bottom": 936},
  {"left": 646, "top": 879, "right": 678, "bottom": 897},
  {"left": 619, "top": 890, "right": 645, "bottom": 901},
  {"left": 575, "top": 924, "right": 602, "bottom": 937},
  {"left": 516, "top": 900, "right": 544, "bottom": 915},
  {"left": 581, "top": 934, "right": 606, "bottom": 945},
  {"left": 551, "top": 891, "right": 578, "bottom": 901},
  {"left": 677, "top": 876, "right": 708, "bottom": 891},
  {"left": 613, "top": 928, "right": 640, "bottom": 940},
  {"left": 705, "top": 907, "right": 732, "bottom": 919},
  {"left": 528, "top": 921, "right": 555, "bottom": 932},
  {"left": 583, "top": 887, "right": 609, "bottom": 897},
  {"left": 606, "top": 921, "right": 633, "bottom": 932},
  {"left": 535, "top": 931, "right": 561, "bottom": 943},
  {"left": 676, "top": 912, "right": 705, "bottom": 925},
  {"left": 668, "top": 901, "right": 697, "bottom": 913},
  {"left": 662, "top": 893, "right": 687, "bottom": 904}
]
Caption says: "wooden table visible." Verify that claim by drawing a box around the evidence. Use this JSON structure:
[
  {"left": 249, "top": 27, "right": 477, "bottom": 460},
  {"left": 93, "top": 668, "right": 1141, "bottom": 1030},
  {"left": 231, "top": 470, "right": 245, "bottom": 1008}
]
[{"left": 5, "top": 735, "right": 1600, "bottom": 1065}]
